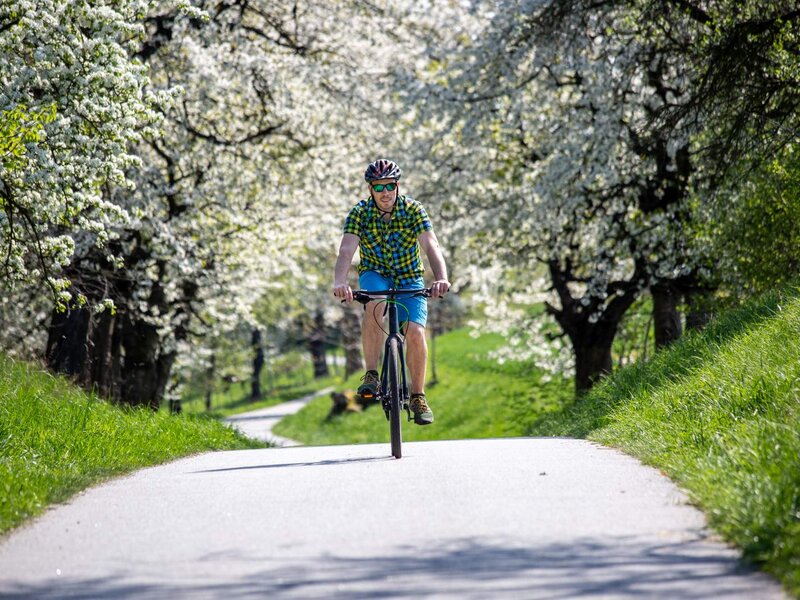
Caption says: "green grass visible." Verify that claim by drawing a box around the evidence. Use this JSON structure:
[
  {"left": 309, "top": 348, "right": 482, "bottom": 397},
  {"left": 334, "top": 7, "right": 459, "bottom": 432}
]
[
  {"left": 0, "top": 355, "right": 264, "bottom": 536},
  {"left": 273, "top": 328, "right": 572, "bottom": 445},
  {"left": 182, "top": 376, "right": 336, "bottom": 420},
  {"left": 180, "top": 350, "right": 337, "bottom": 418},
  {"left": 529, "top": 288, "right": 800, "bottom": 596}
]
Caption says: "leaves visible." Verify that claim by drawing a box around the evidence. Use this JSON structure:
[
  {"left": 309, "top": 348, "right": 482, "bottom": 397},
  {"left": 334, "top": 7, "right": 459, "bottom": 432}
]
[{"left": 0, "top": 103, "right": 56, "bottom": 170}]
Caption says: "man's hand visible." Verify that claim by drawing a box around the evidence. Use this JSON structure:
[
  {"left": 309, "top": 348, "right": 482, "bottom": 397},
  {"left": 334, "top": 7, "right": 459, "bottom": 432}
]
[
  {"left": 333, "top": 282, "right": 353, "bottom": 303},
  {"left": 430, "top": 279, "right": 450, "bottom": 299}
]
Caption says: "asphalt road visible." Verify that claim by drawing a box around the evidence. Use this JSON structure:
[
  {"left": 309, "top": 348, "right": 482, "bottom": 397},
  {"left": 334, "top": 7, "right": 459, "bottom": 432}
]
[
  {"left": 223, "top": 388, "right": 330, "bottom": 446},
  {"left": 0, "top": 433, "right": 788, "bottom": 599}
]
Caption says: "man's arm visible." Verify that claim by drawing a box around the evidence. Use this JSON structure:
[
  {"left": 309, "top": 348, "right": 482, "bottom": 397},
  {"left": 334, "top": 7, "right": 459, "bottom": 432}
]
[
  {"left": 333, "top": 233, "right": 360, "bottom": 303},
  {"left": 418, "top": 230, "right": 450, "bottom": 299}
]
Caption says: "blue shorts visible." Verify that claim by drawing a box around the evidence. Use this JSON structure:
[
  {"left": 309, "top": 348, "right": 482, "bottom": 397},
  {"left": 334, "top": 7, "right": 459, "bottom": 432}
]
[{"left": 358, "top": 271, "right": 428, "bottom": 328}]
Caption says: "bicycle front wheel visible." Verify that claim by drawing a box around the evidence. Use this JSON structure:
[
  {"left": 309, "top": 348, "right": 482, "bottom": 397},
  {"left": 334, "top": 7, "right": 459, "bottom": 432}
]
[{"left": 387, "top": 338, "right": 403, "bottom": 459}]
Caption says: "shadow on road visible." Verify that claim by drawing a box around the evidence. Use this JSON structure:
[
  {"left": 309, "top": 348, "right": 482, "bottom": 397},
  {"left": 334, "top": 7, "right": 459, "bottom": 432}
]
[
  {"left": 2, "top": 535, "right": 779, "bottom": 599},
  {"left": 191, "top": 455, "right": 393, "bottom": 473}
]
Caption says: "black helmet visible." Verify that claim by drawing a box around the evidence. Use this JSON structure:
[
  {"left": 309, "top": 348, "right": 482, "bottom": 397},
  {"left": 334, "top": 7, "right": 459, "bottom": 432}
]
[{"left": 364, "top": 159, "right": 402, "bottom": 182}]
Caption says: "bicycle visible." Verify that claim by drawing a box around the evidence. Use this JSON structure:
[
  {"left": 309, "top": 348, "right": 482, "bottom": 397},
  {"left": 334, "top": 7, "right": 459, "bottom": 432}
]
[{"left": 349, "top": 287, "right": 431, "bottom": 459}]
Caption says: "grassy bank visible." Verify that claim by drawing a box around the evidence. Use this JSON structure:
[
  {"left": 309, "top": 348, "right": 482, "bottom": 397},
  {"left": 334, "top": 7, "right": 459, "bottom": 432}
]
[
  {"left": 180, "top": 350, "right": 337, "bottom": 418},
  {"left": 273, "top": 328, "right": 572, "bottom": 444},
  {"left": 530, "top": 288, "right": 800, "bottom": 595},
  {"left": 0, "top": 355, "right": 264, "bottom": 536}
]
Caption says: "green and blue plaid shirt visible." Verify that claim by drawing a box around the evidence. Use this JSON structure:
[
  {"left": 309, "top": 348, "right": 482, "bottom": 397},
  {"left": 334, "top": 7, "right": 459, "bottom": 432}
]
[{"left": 343, "top": 195, "right": 433, "bottom": 286}]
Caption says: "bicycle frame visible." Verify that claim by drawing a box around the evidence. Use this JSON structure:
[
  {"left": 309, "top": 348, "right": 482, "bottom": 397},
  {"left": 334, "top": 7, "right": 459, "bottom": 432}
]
[
  {"left": 351, "top": 287, "right": 430, "bottom": 458},
  {"left": 379, "top": 298, "right": 410, "bottom": 419}
]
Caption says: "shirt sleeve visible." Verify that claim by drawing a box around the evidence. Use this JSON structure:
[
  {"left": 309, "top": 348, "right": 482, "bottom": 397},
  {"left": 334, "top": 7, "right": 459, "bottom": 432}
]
[
  {"left": 343, "top": 203, "right": 363, "bottom": 236},
  {"left": 410, "top": 201, "right": 433, "bottom": 236}
]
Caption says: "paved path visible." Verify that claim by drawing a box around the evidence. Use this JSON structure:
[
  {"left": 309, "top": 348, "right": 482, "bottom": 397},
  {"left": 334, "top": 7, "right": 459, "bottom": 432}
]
[
  {"left": 0, "top": 437, "right": 787, "bottom": 599},
  {"left": 223, "top": 388, "right": 333, "bottom": 446}
]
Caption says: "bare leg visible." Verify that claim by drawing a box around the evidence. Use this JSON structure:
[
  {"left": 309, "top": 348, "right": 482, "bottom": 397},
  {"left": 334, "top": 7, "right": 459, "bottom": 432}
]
[
  {"left": 404, "top": 322, "right": 428, "bottom": 395},
  {"left": 361, "top": 302, "right": 385, "bottom": 371}
]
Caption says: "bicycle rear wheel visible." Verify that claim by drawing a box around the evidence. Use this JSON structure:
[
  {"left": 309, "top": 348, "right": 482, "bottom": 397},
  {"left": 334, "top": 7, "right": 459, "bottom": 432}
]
[{"left": 387, "top": 338, "right": 403, "bottom": 459}]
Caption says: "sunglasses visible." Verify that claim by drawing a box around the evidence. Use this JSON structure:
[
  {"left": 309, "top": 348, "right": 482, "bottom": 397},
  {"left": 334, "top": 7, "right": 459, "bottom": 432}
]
[{"left": 371, "top": 182, "right": 397, "bottom": 193}]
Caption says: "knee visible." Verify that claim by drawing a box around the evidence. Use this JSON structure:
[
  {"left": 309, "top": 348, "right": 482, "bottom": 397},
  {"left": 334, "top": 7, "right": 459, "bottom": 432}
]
[
  {"left": 406, "top": 323, "right": 426, "bottom": 345},
  {"left": 363, "top": 303, "right": 383, "bottom": 330}
]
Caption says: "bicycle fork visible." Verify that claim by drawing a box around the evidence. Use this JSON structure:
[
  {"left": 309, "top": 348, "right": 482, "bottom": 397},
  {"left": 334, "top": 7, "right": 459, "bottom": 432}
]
[{"left": 380, "top": 334, "right": 412, "bottom": 421}]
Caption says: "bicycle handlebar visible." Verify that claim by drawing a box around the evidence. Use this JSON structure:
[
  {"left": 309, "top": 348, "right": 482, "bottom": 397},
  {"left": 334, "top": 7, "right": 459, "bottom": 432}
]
[{"left": 348, "top": 288, "right": 432, "bottom": 305}]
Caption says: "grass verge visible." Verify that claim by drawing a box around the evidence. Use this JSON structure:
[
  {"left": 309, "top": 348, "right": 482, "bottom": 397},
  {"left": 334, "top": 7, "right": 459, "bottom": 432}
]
[
  {"left": 0, "top": 355, "right": 264, "bottom": 536},
  {"left": 273, "top": 328, "right": 572, "bottom": 445},
  {"left": 180, "top": 350, "right": 337, "bottom": 418},
  {"left": 182, "top": 377, "right": 337, "bottom": 420},
  {"left": 529, "top": 288, "right": 800, "bottom": 596}
]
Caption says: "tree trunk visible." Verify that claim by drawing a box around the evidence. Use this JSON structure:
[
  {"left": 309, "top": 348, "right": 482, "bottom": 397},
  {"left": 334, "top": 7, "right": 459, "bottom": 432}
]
[
  {"left": 45, "top": 306, "right": 171, "bottom": 410},
  {"left": 684, "top": 287, "right": 713, "bottom": 331},
  {"left": 205, "top": 354, "right": 215, "bottom": 411},
  {"left": 309, "top": 310, "right": 329, "bottom": 378},
  {"left": 46, "top": 307, "right": 91, "bottom": 377},
  {"left": 650, "top": 283, "right": 683, "bottom": 348},
  {"left": 118, "top": 316, "right": 167, "bottom": 410},
  {"left": 86, "top": 310, "right": 118, "bottom": 399},
  {"left": 155, "top": 351, "right": 175, "bottom": 409},
  {"left": 251, "top": 328, "right": 264, "bottom": 400},
  {"left": 430, "top": 327, "right": 438, "bottom": 385},
  {"left": 341, "top": 308, "right": 363, "bottom": 379},
  {"left": 547, "top": 260, "right": 638, "bottom": 397},
  {"left": 572, "top": 328, "right": 615, "bottom": 395}
]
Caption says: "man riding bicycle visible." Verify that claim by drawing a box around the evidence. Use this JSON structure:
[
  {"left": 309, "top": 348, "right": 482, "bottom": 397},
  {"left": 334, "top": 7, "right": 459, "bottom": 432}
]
[{"left": 332, "top": 159, "right": 450, "bottom": 425}]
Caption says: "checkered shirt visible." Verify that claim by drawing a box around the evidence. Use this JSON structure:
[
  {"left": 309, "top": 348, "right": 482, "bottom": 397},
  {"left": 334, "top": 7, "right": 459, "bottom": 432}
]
[{"left": 343, "top": 195, "right": 433, "bottom": 286}]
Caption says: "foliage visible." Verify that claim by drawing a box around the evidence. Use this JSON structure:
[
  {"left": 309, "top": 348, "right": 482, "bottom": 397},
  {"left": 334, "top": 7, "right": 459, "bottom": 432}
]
[
  {"left": 0, "top": 352, "right": 262, "bottom": 535},
  {"left": 692, "top": 144, "right": 800, "bottom": 299},
  {"left": 634, "top": 0, "right": 800, "bottom": 178},
  {"left": 395, "top": 0, "right": 800, "bottom": 390},
  {"left": 397, "top": 0, "right": 701, "bottom": 390},
  {"left": 530, "top": 285, "right": 800, "bottom": 595},
  {"left": 2, "top": 0, "right": 797, "bottom": 404},
  {"left": 0, "top": 104, "right": 56, "bottom": 173},
  {"left": 1, "top": 0, "right": 472, "bottom": 407},
  {"left": 0, "top": 0, "right": 168, "bottom": 303}
]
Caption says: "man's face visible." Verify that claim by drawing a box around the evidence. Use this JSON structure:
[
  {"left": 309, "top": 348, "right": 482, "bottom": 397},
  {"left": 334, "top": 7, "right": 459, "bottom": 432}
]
[{"left": 369, "top": 178, "right": 398, "bottom": 212}]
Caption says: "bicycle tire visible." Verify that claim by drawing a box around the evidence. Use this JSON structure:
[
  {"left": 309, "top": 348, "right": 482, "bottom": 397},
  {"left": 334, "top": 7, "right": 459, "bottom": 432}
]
[{"left": 387, "top": 338, "right": 403, "bottom": 459}]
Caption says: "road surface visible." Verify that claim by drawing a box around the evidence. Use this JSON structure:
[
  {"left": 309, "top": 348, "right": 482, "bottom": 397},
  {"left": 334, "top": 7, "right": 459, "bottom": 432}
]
[
  {"left": 223, "top": 388, "right": 332, "bottom": 446},
  {"left": 0, "top": 435, "right": 786, "bottom": 599}
]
